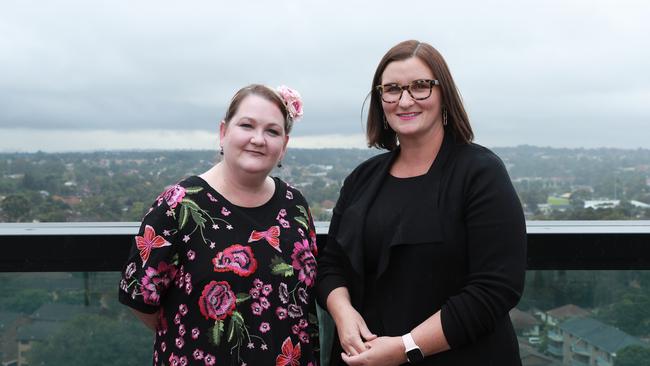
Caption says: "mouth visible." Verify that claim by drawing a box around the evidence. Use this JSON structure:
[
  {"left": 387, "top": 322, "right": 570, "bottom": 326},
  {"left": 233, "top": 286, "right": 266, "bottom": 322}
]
[
  {"left": 244, "top": 150, "right": 265, "bottom": 156},
  {"left": 396, "top": 112, "right": 421, "bottom": 120}
]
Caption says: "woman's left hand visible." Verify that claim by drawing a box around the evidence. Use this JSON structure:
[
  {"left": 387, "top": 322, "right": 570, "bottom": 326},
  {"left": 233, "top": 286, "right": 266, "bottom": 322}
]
[{"left": 341, "top": 336, "right": 407, "bottom": 366}]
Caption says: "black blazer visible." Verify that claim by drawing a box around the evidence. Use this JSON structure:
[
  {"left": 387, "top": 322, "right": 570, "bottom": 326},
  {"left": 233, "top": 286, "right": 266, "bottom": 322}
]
[{"left": 317, "top": 133, "right": 527, "bottom": 365}]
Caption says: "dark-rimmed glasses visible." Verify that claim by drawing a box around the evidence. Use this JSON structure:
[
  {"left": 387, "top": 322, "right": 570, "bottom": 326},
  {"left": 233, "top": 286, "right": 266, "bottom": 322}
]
[{"left": 375, "top": 79, "right": 440, "bottom": 103}]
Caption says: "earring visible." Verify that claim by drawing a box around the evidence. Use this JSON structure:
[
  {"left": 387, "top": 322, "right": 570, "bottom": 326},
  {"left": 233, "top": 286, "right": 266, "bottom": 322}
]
[
  {"left": 443, "top": 108, "right": 448, "bottom": 126},
  {"left": 220, "top": 147, "right": 224, "bottom": 155},
  {"left": 383, "top": 116, "right": 389, "bottom": 130},
  {"left": 277, "top": 161, "right": 283, "bottom": 168}
]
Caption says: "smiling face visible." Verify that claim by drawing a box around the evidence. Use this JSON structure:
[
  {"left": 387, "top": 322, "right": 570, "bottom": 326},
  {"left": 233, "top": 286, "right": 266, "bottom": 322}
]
[
  {"left": 380, "top": 57, "right": 444, "bottom": 142},
  {"left": 220, "top": 94, "right": 289, "bottom": 177}
]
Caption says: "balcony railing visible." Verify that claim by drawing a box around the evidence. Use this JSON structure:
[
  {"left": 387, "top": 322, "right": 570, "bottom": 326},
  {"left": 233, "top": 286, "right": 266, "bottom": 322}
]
[{"left": 2, "top": 220, "right": 650, "bottom": 272}]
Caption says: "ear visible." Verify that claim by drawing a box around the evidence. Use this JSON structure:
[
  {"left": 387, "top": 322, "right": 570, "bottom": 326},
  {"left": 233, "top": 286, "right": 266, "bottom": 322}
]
[{"left": 219, "top": 120, "right": 227, "bottom": 147}]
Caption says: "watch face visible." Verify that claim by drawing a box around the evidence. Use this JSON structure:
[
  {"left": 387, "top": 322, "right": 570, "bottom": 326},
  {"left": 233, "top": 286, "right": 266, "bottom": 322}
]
[{"left": 406, "top": 348, "right": 424, "bottom": 363}]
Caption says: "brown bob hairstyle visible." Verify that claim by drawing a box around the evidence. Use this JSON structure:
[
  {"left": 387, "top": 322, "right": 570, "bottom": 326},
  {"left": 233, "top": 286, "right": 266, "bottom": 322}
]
[
  {"left": 367, "top": 40, "right": 473, "bottom": 150},
  {"left": 224, "top": 84, "right": 294, "bottom": 134}
]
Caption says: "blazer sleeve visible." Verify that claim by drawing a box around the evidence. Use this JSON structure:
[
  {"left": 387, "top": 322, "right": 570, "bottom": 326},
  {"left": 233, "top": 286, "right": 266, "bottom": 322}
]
[
  {"left": 440, "top": 151, "right": 527, "bottom": 348},
  {"left": 316, "top": 175, "right": 353, "bottom": 310}
]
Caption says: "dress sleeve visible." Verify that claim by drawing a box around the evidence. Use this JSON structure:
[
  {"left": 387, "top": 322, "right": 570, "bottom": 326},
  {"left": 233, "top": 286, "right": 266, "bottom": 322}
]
[
  {"left": 316, "top": 177, "right": 352, "bottom": 310},
  {"left": 118, "top": 193, "right": 181, "bottom": 314},
  {"left": 440, "top": 152, "right": 527, "bottom": 348}
]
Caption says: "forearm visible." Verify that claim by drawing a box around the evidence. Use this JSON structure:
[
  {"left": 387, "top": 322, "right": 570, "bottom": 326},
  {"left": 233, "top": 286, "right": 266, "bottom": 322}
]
[
  {"left": 326, "top": 286, "right": 354, "bottom": 323},
  {"left": 410, "top": 310, "right": 450, "bottom": 356}
]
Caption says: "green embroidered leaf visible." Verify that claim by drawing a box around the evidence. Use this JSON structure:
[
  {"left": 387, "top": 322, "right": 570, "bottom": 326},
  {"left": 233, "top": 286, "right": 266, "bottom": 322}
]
[
  {"left": 178, "top": 205, "right": 189, "bottom": 230},
  {"left": 227, "top": 311, "right": 245, "bottom": 342},
  {"left": 270, "top": 256, "right": 294, "bottom": 277},
  {"left": 181, "top": 198, "right": 201, "bottom": 211},
  {"left": 296, "top": 205, "right": 309, "bottom": 219},
  {"left": 184, "top": 186, "right": 204, "bottom": 194},
  {"left": 294, "top": 216, "right": 309, "bottom": 230},
  {"left": 236, "top": 293, "right": 251, "bottom": 304},
  {"left": 211, "top": 320, "right": 224, "bottom": 346},
  {"left": 190, "top": 209, "right": 207, "bottom": 228}
]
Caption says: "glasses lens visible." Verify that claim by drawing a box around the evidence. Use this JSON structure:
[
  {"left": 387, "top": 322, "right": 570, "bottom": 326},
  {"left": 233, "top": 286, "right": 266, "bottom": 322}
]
[
  {"left": 381, "top": 84, "right": 402, "bottom": 102},
  {"left": 409, "top": 80, "right": 432, "bottom": 99}
]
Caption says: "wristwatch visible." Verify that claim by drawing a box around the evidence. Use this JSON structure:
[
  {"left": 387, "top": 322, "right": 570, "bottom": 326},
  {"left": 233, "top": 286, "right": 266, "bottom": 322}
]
[{"left": 402, "top": 333, "right": 424, "bottom": 363}]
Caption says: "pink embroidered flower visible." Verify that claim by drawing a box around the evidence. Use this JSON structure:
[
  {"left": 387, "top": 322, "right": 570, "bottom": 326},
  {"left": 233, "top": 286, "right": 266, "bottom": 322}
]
[
  {"left": 193, "top": 349, "right": 204, "bottom": 360},
  {"left": 299, "top": 331, "right": 310, "bottom": 344},
  {"left": 221, "top": 207, "right": 231, "bottom": 216},
  {"left": 191, "top": 327, "right": 200, "bottom": 340},
  {"left": 213, "top": 244, "right": 258, "bottom": 277},
  {"left": 185, "top": 281, "right": 193, "bottom": 295},
  {"left": 158, "top": 184, "right": 186, "bottom": 209},
  {"left": 161, "top": 341, "right": 167, "bottom": 352},
  {"left": 179, "top": 304, "right": 188, "bottom": 316},
  {"left": 207, "top": 192, "right": 218, "bottom": 202},
  {"left": 279, "top": 218, "right": 290, "bottom": 228},
  {"left": 204, "top": 354, "right": 216, "bottom": 366},
  {"left": 276, "top": 85, "right": 304, "bottom": 120},
  {"left": 275, "top": 336, "right": 301, "bottom": 366},
  {"left": 174, "top": 313, "right": 181, "bottom": 325},
  {"left": 262, "top": 283, "right": 273, "bottom": 296},
  {"left": 260, "top": 322, "right": 270, "bottom": 333},
  {"left": 178, "top": 324, "right": 186, "bottom": 336},
  {"left": 292, "top": 324, "right": 300, "bottom": 334},
  {"left": 249, "top": 287, "right": 260, "bottom": 299},
  {"left": 279, "top": 283, "right": 289, "bottom": 303},
  {"left": 175, "top": 336, "right": 185, "bottom": 349},
  {"left": 187, "top": 250, "right": 196, "bottom": 261},
  {"left": 169, "top": 353, "right": 179, "bottom": 366},
  {"left": 278, "top": 208, "right": 287, "bottom": 218},
  {"left": 276, "top": 306, "right": 288, "bottom": 320},
  {"left": 251, "top": 302, "right": 263, "bottom": 316},
  {"left": 179, "top": 356, "right": 188, "bottom": 366},
  {"left": 260, "top": 296, "right": 270, "bottom": 309},
  {"left": 253, "top": 278, "right": 264, "bottom": 289},
  {"left": 291, "top": 239, "right": 317, "bottom": 287},
  {"left": 198, "top": 281, "right": 236, "bottom": 320},
  {"left": 299, "top": 318, "right": 309, "bottom": 329},
  {"left": 140, "top": 261, "right": 178, "bottom": 305},
  {"left": 288, "top": 304, "right": 303, "bottom": 319}
]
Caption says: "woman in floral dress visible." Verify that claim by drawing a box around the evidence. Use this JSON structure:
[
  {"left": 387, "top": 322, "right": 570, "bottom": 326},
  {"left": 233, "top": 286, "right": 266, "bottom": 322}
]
[{"left": 119, "top": 84, "right": 319, "bottom": 366}]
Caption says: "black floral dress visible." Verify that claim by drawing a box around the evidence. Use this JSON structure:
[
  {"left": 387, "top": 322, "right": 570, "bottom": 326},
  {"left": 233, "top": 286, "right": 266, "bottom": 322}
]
[{"left": 119, "top": 176, "right": 319, "bottom": 366}]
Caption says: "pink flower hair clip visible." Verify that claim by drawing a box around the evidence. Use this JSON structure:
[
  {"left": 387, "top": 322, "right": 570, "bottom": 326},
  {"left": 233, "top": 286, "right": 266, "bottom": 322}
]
[{"left": 276, "top": 85, "right": 304, "bottom": 121}]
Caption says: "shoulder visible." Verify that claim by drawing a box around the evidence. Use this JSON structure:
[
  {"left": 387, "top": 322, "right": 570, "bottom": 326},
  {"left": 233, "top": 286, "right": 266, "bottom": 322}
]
[
  {"left": 343, "top": 150, "right": 392, "bottom": 186},
  {"left": 452, "top": 142, "right": 508, "bottom": 174},
  {"left": 274, "top": 176, "right": 308, "bottom": 204}
]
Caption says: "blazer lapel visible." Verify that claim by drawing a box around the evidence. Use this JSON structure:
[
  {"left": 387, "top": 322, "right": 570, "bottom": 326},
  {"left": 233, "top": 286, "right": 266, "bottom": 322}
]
[{"left": 335, "top": 151, "right": 398, "bottom": 277}]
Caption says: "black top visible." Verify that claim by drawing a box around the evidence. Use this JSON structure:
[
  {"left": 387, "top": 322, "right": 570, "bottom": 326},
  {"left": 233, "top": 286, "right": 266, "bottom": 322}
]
[
  {"left": 119, "top": 176, "right": 319, "bottom": 366},
  {"left": 317, "top": 132, "right": 527, "bottom": 365},
  {"left": 363, "top": 174, "right": 427, "bottom": 335}
]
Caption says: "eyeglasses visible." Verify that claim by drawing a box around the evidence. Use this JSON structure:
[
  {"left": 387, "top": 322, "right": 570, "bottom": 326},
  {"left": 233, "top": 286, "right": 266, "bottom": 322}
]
[{"left": 375, "top": 79, "right": 440, "bottom": 103}]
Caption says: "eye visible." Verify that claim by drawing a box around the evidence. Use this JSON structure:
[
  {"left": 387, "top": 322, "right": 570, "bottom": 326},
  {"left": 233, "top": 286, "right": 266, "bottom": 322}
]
[
  {"left": 383, "top": 84, "right": 402, "bottom": 94},
  {"left": 266, "top": 128, "right": 281, "bottom": 136},
  {"left": 411, "top": 80, "right": 431, "bottom": 91}
]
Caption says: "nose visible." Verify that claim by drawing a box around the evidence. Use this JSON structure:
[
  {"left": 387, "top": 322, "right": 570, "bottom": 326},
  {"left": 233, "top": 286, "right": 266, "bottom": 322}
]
[
  {"left": 398, "top": 90, "right": 415, "bottom": 107},
  {"left": 250, "top": 130, "right": 265, "bottom": 146}
]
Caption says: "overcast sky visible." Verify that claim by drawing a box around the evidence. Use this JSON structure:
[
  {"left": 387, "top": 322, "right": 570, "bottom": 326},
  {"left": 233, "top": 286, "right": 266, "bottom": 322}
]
[{"left": 1, "top": 0, "right": 649, "bottom": 151}]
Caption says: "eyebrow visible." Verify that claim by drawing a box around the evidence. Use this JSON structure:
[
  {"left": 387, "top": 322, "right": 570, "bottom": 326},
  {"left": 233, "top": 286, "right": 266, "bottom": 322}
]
[{"left": 238, "top": 116, "right": 283, "bottom": 129}]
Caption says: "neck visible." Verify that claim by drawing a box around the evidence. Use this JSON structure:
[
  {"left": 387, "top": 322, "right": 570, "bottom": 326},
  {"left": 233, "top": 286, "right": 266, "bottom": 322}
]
[
  {"left": 201, "top": 163, "right": 274, "bottom": 207},
  {"left": 392, "top": 125, "right": 445, "bottom": 177}
]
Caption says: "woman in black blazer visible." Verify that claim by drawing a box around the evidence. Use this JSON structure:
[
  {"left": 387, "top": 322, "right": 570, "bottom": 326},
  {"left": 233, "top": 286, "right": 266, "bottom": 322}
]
[{"left": 317, "top": 40, "right": 527, "bottom": 365}]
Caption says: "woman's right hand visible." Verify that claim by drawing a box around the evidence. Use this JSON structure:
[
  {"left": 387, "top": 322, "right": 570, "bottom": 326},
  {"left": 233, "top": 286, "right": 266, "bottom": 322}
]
[{"left": 327, "top": 287, "right": 377, "bottom": 356}]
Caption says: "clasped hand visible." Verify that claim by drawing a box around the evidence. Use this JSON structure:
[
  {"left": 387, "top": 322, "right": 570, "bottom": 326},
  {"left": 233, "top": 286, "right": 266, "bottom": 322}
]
[{"left": 334, "top": 307, "right": 406, "bottom": 366}]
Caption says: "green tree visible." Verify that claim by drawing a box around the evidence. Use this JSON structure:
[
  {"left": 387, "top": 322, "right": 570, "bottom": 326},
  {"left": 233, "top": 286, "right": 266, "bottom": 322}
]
[
  {"left": 28, "top": 313, "right": 152, "bottom": 366},
  {"left": 1, "top": 193, "right": 31, "bottom": 222},
  {"left": 615, "top": 345, "right": 650, "bottom": 366}
]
